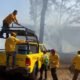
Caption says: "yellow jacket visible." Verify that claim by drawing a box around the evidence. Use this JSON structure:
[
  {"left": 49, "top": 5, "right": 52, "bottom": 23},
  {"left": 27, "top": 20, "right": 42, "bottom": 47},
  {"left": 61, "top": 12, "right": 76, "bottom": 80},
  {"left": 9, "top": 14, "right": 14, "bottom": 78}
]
[
  {"left": 72, "top": 54, "right": 80, "bottom": 70},
  {"left": 49, "top": 53, "right": 59, "bottom": 68},
  {"left": 3, "top": 13, "right": 17, "bottom": 25},
  {"left": 5, "top": 36, "right": 25, "bottom": 53}
]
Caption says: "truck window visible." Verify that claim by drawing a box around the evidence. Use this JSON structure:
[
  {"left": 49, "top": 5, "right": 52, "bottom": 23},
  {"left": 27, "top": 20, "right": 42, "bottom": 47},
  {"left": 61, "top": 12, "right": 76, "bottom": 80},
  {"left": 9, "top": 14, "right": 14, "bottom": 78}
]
[
  {"left": 16, "top": 44, "right": 38, "bottom": 54},
  {"left": 40, "top": 45, "right": 46, "bottom": 52},
  {"left": 29, "top": 44, "right": 38, "bottom": 53},
  {"left": 16, "top": 44, "right": 28, "bottom": 54}
]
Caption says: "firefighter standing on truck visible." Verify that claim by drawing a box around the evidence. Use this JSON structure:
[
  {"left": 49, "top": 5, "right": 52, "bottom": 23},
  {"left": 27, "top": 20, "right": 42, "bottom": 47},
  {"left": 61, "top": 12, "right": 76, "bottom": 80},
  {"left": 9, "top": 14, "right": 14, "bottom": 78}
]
[
  {"left": 72, "top": 50, "right": 80, "bottom": 80},
  {"left": 0, "top": 10, "right": 20, "bottom": 38},
  {"left": 49, "top": 49, "right": 59, "bottom": 80},
  {"left": 5, "top": 32, "right": 27, "bottom": 68}
]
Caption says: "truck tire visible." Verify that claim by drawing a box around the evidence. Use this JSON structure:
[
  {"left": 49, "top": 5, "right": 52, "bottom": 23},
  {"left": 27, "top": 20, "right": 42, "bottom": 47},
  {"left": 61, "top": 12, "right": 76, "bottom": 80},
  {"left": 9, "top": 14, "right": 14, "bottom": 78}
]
[
  {"left": 5, "top": 67, "right": 28, "bottom": 80},
  {"left": 0, "top": 66, "right": 6, "bottom": 80},
  {"left": 30, "top": 63, "right": 38, "bottom": 80}
]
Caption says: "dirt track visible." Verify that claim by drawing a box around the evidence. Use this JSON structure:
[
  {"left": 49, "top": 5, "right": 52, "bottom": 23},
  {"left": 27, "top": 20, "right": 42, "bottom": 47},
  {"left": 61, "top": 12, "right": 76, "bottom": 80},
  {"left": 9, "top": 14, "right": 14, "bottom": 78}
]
[{"left": 37, "top": 66, "right": 80, "bottom": 80}]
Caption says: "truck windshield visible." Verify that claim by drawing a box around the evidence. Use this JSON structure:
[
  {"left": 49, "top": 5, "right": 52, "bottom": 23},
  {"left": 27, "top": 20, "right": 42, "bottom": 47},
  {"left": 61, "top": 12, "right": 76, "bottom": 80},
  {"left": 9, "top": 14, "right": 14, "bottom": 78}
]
[
  {"left": 40, "top": 45, "right": 46, "bottom": 52},
  {"left": 29, "top": 44, "right": 38, "bottom": 53}
]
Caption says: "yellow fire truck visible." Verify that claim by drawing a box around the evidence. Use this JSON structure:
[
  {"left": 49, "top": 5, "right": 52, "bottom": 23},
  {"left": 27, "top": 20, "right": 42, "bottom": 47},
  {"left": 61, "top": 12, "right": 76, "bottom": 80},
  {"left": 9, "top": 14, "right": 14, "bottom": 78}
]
[{"left": 0, "top": 26, "right": 47, "bottom": 79}]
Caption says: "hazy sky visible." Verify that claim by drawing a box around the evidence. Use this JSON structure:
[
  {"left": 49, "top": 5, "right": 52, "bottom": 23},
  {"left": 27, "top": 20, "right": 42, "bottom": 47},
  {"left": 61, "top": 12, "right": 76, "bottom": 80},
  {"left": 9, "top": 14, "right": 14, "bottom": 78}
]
[
  {"left": 0, "top": 0, "right": 80, "bottom": 53},
  {"left": 0, "top": 0, "right": 30, "bottom": 26}
]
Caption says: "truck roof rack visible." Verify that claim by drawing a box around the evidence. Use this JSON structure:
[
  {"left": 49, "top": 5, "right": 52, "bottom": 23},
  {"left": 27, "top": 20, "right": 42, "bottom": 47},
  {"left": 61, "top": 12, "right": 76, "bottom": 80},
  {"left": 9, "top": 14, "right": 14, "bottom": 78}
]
[
  {"left": 9, "top": 27, "right": 38, "bottom": 42},
  {"left": 0, "top": 26, "right": 39, "bottom": 42},
  {"left": 0, "top": 26, "right": 39, "bottom": 53},
  {"left": 9, "top": 27, "right": 35, "bottom": 36}
]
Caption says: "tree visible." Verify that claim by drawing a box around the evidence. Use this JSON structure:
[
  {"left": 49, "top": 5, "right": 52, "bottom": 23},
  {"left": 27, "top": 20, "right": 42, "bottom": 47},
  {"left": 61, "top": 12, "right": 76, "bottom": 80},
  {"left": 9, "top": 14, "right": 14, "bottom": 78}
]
[
  {"left": 43, "top": 0, "right": 80, "bottom": 52},
  {"left": 29, "top": 0, "right": 48, "bottom": 43},
  {"left": 29, "top": 0, "right": 38, "bottom": 27},
  {"left": 39, "top": 0, "right": 48, "bottom": 43},
  {"left": 29, "top": 0, "right": 80, "bottom": 52},
  {"left": 29, "top": 0, "right": 42, "bottom": 37}
]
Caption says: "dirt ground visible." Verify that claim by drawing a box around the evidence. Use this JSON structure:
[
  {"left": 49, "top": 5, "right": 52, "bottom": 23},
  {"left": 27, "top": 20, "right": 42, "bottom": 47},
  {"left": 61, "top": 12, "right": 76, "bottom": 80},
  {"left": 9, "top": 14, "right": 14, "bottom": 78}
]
[
  {"left": 0, "top": 65, "right": 80, "bottom": 80},
  {"left": 37, "top": 65, "right": 80, "bottom": 80}
]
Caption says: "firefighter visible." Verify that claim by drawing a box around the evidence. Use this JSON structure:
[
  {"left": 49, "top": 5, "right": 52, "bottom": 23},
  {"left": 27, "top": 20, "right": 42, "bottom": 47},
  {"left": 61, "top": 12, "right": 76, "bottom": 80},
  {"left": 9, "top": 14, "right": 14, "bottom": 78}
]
[
  {"left": 0, "top": 10, "right": 20, "bottom": 38},
  {"left": 72, "top": 50, "right": 80, "bottom": 80},
  {"left": 5, "top": 32, "right": 27, "bottom": 68},
  {"left": 39, "top": 51, "right": 49, "bottom": 80},
  {"left": 49, "top": 49, "right": 59, "bottom": 80}
]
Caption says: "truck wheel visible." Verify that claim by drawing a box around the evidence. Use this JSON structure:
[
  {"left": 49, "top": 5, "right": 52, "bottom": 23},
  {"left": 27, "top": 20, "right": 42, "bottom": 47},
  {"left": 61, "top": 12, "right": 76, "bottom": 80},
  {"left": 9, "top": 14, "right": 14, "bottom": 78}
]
[
  {"left": 0, "top": 66, "right": 6, "bottom": 80},
  {"left": 31, "top": 64, "right": 38, "bottom": 80}
]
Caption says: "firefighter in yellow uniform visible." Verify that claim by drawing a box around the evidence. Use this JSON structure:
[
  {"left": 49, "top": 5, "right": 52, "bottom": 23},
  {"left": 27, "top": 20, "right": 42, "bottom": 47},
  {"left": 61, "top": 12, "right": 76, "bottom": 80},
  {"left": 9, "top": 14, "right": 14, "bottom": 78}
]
[
  {"left": 5, "top": 32, "right": 27, "bottom": 67},
  {"left": 49, "top": 49, "right": 59, "bottom": 80},
  {"left": 72, "top": 50, "right": 80, "bottom": 80},
  {"left": 0, "top": 10, "right": 20, "bottom": 38}
]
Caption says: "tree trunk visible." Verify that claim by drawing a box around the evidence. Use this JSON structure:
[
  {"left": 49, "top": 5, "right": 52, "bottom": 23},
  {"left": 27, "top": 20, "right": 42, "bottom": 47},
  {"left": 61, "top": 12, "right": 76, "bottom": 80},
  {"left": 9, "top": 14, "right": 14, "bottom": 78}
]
[{"left": 39, "top": 0, "right": 48, "bottom": 43}]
